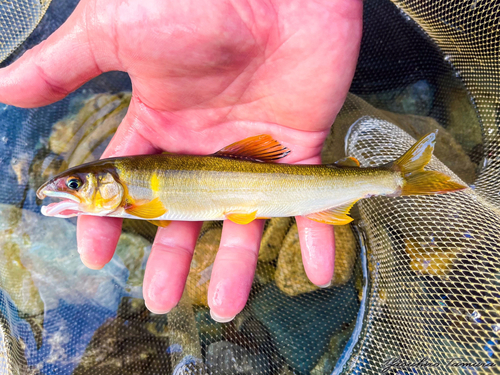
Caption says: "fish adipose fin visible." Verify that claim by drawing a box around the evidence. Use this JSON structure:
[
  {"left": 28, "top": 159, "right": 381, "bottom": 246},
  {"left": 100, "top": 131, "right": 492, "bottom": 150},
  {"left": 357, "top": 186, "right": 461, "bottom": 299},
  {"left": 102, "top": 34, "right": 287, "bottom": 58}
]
[
  {"left": 125, "top": 197, "right": 167, "bottom": 219},
  {"left": 333, "top": 156, "right": 360, "bottom": 168},
  {"left": 148, "top": 220, "right": 171, "bottom": 227},
  {"left": 306, "top": 200, "right": 358, "bottom": 225},
  {"left": 226, "top": 210, "right": 258, "bottom": 225},
  {"left": 388, "top": 131, "right": 467, "bottom": 195},
  {"left": 214, "top": 135, "right": 290, "bottom": 162}
]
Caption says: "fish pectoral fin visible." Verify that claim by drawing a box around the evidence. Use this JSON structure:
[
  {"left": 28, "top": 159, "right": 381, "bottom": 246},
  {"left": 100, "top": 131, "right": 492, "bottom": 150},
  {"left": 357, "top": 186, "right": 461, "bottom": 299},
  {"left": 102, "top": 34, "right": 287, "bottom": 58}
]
[
  {"left": 305, "top": 200, "right": 359, "bottom": 225},
  {"left": 225, "top": 210, "right": 258, "bottom": 225},
  {"left": 148, "top": 220, "right": 171, "bottom": 228},
  {"left": 332, "top": 156, "right": 360, "bottom": 168},
  {"left": 213, "top": 135, "right": 290, "bottom": 163},
  {"left": 125, "top": 197, "right": 167, "bottom": 219}
]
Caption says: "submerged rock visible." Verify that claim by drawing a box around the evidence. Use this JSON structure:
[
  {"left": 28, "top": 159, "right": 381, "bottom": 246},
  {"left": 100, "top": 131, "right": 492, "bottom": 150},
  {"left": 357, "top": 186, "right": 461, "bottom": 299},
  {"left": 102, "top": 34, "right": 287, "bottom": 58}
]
[
  {"left": 310, "top": 320, "right": 356, "bottom": 375},
  {"left": 195, "top": 308, "right": 227, "bottom": 349},
  {"left": 250, "top": 282, "right": 359, "bottom": 374},
  {"left": 166, "top": 292, "right": 204, "bottom": 372},
  {"left": 275, "top": 224, "right": 358, "bottom": 297},
  {"left": 258, "top": 218, "right": 292, "bottom": 262},
  {"left": 254, "top": 261, "right": 275, "bottom": 286},
  {"left": 173, "top": 356, "right": 209, "bottom": 375},
  {"left": 0, "top": 203, "right": 152, "bottom": 370},
  {"left": 48, "top": 92, "right": 131, "bottom": 169},
  {"left": 359, "top": 80, "right": 435, "bottom": 116},
  {"left": 405, "top": 238, "right": 460, "bottom": 276},
  {"left": 186, "top": 223, "right": 221, "bottom": 306},
  {"left": 0, "top": 215, "right": 44, "bottom": 318},
  {"left": 206, "top": 341, "right": 270, "bottom": 375},
  {"left": 74, "top": 298, "right": 171, "bottom": 374}
]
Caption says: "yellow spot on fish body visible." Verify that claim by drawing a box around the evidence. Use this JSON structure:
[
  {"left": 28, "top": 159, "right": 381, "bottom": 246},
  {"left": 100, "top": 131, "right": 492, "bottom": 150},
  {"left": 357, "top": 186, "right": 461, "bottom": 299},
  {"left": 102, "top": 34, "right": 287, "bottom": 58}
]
[{"left": 151, "top": 173, "right": 160, "bottom": 195}]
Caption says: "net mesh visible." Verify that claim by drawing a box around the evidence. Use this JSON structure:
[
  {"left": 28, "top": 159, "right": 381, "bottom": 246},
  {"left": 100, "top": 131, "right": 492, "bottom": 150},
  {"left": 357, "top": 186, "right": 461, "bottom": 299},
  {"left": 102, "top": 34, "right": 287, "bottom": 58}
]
[
  {"left": 0, "top": 0, "right": 499, "bottom": 374},
  {"left": 0, "top": 0, "right": 51, "bottom": 63}
]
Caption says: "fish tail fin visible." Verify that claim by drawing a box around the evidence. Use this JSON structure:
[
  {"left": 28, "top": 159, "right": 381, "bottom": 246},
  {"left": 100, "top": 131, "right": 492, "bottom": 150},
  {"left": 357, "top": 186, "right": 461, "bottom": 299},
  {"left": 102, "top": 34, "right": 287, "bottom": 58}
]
[
  {"left": 401, "top": 170, "right": 466, "bottom": 195},
  {"left": 387, "top": 131, "right": 467, "bottom": 195}
]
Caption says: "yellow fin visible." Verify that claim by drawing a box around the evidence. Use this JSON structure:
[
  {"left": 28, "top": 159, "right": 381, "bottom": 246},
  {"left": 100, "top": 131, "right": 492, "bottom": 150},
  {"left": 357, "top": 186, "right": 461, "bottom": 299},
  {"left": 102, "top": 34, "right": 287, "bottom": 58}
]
[
  {"left": 214, "top": 135, "right": 290, "bottom": 162},
  {"left": 125, "top": 197, "right": 167, "bottom": 219},
  {"left": 390, "top": 132, "right": 436, "bottom": 173},
  {"left": 386, "top": 131, "right": 467, "bottom": 195},
  {"left": 225, "top": 211, "right": 258, "bottom": 225},
  {"left": 306, "top": 201, "right": 358, "bottom": 225},
  {"left": 333, "top": 156, "right": 360, "bottom": 168},
  {"left": 402, "top": 170, "right": 467, "bottom": 195},
  {"left": 148, "top": 220, "right": 171, "bottom": 228}
]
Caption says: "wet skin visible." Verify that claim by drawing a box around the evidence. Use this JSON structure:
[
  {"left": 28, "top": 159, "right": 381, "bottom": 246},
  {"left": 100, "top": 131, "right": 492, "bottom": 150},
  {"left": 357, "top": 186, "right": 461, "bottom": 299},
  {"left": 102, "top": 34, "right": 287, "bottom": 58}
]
[{"left": 0, "top": 0, "right": 363, "bottom": 321}]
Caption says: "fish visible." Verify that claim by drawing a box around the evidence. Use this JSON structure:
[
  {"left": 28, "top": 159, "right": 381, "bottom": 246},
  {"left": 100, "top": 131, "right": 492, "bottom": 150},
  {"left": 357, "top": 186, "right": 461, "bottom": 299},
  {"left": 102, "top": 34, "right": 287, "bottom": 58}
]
[{"left": 36, "top": 132, "right": 467, "bottom": 227}]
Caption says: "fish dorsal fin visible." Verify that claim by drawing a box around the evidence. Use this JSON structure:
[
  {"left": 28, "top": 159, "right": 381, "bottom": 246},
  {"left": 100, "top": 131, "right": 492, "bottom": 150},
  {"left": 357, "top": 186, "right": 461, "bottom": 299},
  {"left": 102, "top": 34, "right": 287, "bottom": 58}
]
[
  {"left": 125, "top": 197, "right": 167, "bottom": 219},
  {"left": 225, "top": 210, "right": 258, "bottom": 225},
  {"left": 148, "top": 220, "right": 171, "bottom": 227},
  {"left": 214, "top": 135, "right": 290, "bottom": 162},
  {"left": 333, "top": 156, "right": 360, "bottom": 168},
  {"left": 305, "top": 200, "right": 359, "bottom": 225}
]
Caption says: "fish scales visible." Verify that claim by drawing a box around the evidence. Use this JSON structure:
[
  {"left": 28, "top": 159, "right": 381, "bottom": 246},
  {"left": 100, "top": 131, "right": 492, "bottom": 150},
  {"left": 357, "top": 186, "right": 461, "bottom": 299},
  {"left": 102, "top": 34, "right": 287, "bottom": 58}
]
[
  {"left": 36, "top": 133, "right": 467, "bottom": 225},
  {"left": 113, "top": 155, "right": 401, "bottom": 221}
]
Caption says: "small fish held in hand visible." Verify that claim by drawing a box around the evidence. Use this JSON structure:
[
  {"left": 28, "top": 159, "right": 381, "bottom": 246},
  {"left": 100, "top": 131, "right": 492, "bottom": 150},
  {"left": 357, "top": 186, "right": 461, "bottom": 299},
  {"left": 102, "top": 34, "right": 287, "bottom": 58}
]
[{"left": 37, "top": 132, "right": 466, "bottom": 227}]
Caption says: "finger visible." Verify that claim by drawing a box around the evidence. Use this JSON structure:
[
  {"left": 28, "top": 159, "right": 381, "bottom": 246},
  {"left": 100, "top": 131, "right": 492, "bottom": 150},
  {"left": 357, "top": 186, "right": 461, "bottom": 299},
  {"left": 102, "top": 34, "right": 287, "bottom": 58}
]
[
  {"left": 295, "top": 216, "right": 335, "bottom": 287},
  {"left": 77, "top": 215, "right": 123, "bottom": 269},
  {"left": 143, "top": 221, "right": 203, "bottom": 314},
  {"left": 77, "top": 109, "right": 156, "bottom": 269},
  {"left": 0, "top": 1, "right": 109, "bottom": 107},
  {"left": 208, "top": 219, "right": 264, "bottom": 322}
]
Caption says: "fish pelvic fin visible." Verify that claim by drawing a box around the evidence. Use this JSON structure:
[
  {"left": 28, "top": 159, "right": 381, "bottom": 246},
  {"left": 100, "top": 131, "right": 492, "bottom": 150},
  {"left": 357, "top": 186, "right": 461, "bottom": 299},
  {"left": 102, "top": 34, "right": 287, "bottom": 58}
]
[
  {"left": 387, "top": 131, "right": 467, "bottom": 195},
  {"left": 214, "top": 135, "right": 290, "bottom": 162},
  {"left": 148, "top": 220, "right": 171, "bottom": 227},
  {"left": 226, "top": 210, "right": 258, "bottom": 225},
  {"left": 125, "top": 197, "right": 167, "bottom": 219},
  {"left": 305, "top": 200, "right": 358, "bottom": 225}
]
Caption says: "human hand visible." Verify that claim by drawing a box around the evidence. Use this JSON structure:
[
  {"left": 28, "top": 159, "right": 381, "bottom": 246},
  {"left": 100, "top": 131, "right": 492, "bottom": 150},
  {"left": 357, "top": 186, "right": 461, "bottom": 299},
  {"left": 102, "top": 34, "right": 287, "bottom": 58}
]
[{"left": 0, "top": 0, "right": 362, "bottom": 321}]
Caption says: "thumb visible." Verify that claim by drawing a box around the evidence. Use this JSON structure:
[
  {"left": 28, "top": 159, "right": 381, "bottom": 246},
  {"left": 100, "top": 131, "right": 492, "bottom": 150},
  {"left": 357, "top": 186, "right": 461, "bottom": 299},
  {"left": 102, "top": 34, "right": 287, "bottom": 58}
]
[{"left": 0, "top": 1, "right": 114, "bottom": 108}]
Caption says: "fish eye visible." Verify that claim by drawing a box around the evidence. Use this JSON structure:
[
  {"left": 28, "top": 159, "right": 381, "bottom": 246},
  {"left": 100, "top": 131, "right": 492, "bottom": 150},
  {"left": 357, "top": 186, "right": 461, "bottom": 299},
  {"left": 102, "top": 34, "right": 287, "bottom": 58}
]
[{"left": 66, "top": 177, "right": 82, "bottom": 190}]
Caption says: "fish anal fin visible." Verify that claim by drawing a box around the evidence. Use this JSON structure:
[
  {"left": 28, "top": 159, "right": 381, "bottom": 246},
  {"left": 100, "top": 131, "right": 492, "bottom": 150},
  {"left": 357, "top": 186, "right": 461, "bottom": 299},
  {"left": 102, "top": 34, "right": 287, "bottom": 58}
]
[
  {"left": 226, "top": 210, "right": 258, "bottom": 225},
  {"left": 306, "top": 201, "right": 358, "bottom": 225},
  {"left": 125, "top": 197, "right": 167, "bottom": 219},
  {"left": 333, "top": 156, "right": 360, "bottom": 168},
  {"left": 214, "top": 135, "right": 290, "bottom": 163},
  {"left": 148, "top": 220, "right": 171, "bottom": 227}
]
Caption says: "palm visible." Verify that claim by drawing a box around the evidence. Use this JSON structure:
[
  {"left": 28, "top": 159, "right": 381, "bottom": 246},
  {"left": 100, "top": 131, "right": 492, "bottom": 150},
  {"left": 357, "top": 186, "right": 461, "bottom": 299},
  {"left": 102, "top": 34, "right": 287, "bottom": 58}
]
[{"left": 0, "top": 0, "right": 363, "bottom": 319}]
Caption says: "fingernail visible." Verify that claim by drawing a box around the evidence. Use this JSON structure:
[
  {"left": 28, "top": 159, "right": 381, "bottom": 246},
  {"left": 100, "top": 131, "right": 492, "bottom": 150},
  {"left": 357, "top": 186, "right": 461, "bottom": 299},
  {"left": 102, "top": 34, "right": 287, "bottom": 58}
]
[
  {"left": 145, "top": 301, "right": 171, "bottom": 315},
  {"left": 317, "top": 280, "right": 332, "bottom": 288},
  {"left": 210, "top": 310, "right": 235, "bottom": 323},
  {"left": 80, "top": 255, "right": 104, "bottom": 270}
]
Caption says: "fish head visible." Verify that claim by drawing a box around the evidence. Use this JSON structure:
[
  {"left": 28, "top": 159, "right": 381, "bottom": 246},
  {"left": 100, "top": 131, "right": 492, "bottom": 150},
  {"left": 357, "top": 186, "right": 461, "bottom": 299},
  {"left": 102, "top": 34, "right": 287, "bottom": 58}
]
[{"left": 37, "top": 163, "right": 124, "bottom": 218}]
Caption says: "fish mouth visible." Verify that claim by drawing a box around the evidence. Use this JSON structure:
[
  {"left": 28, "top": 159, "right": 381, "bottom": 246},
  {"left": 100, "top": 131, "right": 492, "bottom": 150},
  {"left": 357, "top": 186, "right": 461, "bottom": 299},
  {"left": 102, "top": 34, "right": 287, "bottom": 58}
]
[{"left": 39, "top": 191, "right": 82, "bottom": 218}]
